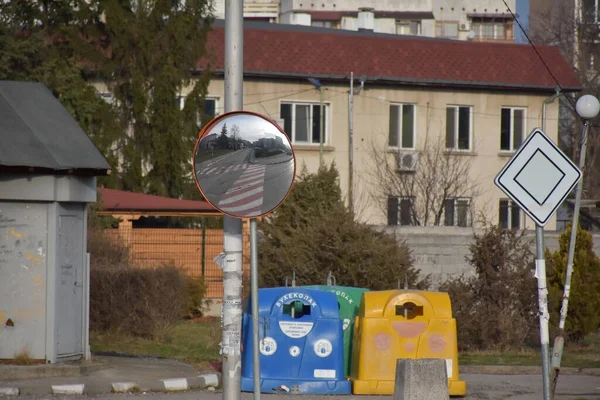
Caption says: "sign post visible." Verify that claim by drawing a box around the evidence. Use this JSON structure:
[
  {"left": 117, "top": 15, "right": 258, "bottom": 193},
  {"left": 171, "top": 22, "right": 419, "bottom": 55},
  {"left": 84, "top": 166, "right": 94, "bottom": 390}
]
[
  {"left": 494, "top": 128, "right": 581, "bottom": 400},
  {"left": 193, "top": 111, "right": 296, "bottom": 400}
]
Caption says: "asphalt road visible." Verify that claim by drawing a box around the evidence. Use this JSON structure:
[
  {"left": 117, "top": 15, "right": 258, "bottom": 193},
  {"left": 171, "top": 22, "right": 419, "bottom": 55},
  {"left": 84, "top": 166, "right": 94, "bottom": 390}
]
[
  {"left": 14, "top": 374, "right": 600, "bottom": 400},
  {"left": 195, "top": 148, "right": 294, "bottom": 216}
]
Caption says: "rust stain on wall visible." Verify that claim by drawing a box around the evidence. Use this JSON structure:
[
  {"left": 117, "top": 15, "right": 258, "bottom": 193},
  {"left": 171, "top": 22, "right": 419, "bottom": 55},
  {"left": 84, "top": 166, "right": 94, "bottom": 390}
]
[
  {"left": 0, "top": 310, "right": 5, "bottom": 325},
  {"left": 25, "top": 253, "right": 41, "bottom": 264},
  {"left": 9, "top": 228, "right": 24, "bottom": 238},
  {"left": 33, "top": 274, "right": 43, "bottom": 287}
]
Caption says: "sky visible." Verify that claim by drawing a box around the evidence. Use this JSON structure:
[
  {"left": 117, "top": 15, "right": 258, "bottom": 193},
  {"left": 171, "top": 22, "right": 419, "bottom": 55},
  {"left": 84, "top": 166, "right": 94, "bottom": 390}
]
[{"left": 515, "top": 0, "right": 530, "bottom": 44}]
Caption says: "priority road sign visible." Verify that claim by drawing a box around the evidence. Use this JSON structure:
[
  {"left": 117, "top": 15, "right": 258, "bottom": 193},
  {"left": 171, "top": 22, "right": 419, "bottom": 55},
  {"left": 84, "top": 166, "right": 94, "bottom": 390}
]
[{"left": 494, "top": 128, "right": 582, "bottom": 227}]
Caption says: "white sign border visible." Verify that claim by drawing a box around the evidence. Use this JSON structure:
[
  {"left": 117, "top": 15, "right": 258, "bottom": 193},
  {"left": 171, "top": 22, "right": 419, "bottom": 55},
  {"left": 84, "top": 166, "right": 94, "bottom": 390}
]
[{"left": 494, "top": 128, "right": 581, "bottom": 226}]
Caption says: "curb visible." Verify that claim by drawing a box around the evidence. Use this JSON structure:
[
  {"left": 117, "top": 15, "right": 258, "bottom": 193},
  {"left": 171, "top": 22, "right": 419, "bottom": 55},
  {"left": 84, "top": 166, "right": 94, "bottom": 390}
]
[
  {"left": 0, "top": 362, "right": 107, "bottom": 381},
  {"left": 0, "top": 373, "right": 222, "bottom": 396},
  {"left": 459, "top": 365, "right": 600, "bottom": 376}
]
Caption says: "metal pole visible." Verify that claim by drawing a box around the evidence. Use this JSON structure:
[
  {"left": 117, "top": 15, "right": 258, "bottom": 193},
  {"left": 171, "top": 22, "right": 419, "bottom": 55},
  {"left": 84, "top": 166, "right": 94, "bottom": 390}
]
[
  {"left": 223, "top": 1, "right": 244, "bottom": 400},
  {"left": 319, "top": 87, "right": 324, "bottom": 166},
  {"left": 551, "top": 120, "right": 589, "bottom": 396},
  {"left": 348, "top": 71, "right": 354, "bottom": 213},
  {"left": 250, "top": 218, "right": 260, "bottom": 400},
  {"left": 535, "top": 224, "right": 551, "bottom": 400},
  {"left": 201, "top": 217, "right": 206, "bottom": 276}
]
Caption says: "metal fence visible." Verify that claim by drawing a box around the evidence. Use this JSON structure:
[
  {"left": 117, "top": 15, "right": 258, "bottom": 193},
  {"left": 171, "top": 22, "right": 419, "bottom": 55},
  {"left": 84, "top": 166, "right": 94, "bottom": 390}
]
[{"left": 103, "top": 225, "right": 250, "bottom": 298}]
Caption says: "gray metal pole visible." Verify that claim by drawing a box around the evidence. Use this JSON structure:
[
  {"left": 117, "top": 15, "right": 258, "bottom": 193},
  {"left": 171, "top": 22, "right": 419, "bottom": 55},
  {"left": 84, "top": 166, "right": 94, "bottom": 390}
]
[
  {"left": 223, "top": 1, "right": 244, "bottom": 400},
  {"left": 250, "top": 218, "right": 261, "bottom": 400},
  {"left": 551, "top": 120, "right": 589, "bottom": 396},
  {"left": 348, "top": 72, "right": 354, "bottom": 213},
  {"left": 319, "top": 88, "right": 324, "bottom": 166},
  {"left": 535, "top": 224, "right": 551, "bottom": 400}
]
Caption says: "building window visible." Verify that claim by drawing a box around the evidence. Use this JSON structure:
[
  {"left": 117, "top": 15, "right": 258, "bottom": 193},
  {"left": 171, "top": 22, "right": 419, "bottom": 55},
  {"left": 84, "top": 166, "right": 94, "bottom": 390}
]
[
  {"left": 175, "top": 95, "right": 217, "bottom": 117},
  {"left": 444, "top": 198, "right": 470, "bottom": 227},
  {"left": 446, "top": 106, "right": 472, "bottom": 151},
  {"left": 387, "top": 196, "right": 415, "bottom": 226},
  {"left": 396, "top": 20, "right": 421, "bottom": 35},
  {"left": 312, "top": 20, "right": 337, "bottom": 28},
  {"left": 472, "top": 19, "right": 511, "bottom": 39},
  {"left": 499, "top": 199, "right": 521, "bottom": 229},
  {"left": 280, "top": 102, "right": 328, "bottom": 145},
  {"left": 583, "top": 0, "right": 600, "bottom": 23},
  {"left": 389, "top": 104, "right": 416, "bottom": 149},
  {"left": 500, "top": 107, "right": 525, "bottom": 151},
  {"left": 435, "top": 21, "right": 458, "bottom": 38},
  {"left": 97, "top": 92, "right": 115, "bottom": 105}
]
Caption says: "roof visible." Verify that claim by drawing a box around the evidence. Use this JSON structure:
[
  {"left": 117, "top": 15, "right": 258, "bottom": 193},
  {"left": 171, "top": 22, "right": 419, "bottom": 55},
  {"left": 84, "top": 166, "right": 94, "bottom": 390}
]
[
  {"left": 201, "top": 20, "right": 581, "bottom": 92},
  {"left": 308, "top": 11, "right": 434, "bottom": 21},
  {"left": 97, "top": 188, "right": 221, "bottom": 215},
  {"left": 0, "top": 81, "right": 111, "bottom": 175}
]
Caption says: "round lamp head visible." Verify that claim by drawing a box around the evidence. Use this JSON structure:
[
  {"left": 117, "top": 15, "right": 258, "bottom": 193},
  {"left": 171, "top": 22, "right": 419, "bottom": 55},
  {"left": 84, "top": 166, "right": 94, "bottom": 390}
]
[{"left": 576, "top": 94, "right": 600, "bottom": 120}]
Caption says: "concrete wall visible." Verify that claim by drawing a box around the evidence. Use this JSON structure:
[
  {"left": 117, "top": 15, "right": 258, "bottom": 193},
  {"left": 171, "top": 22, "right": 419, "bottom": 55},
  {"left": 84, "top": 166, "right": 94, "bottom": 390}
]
[{"left": 377, "top": 226, "right": 600, "bottom": 289}]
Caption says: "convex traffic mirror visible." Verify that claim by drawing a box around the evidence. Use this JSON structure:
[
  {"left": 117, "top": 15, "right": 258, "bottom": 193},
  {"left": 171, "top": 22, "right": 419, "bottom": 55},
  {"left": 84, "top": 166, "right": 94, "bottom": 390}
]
[{"left": 193, "top": 111, "right": 296, "bottom": 218}]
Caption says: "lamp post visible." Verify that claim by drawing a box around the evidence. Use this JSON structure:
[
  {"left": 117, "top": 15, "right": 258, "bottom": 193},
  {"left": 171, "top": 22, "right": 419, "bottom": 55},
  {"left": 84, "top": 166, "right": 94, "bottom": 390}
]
[
  {"left": 550, "top": 94, "right": 600, "bottom": 397},
  {"left": 308, "top": 78, "right": 324, "bottom": 166}
]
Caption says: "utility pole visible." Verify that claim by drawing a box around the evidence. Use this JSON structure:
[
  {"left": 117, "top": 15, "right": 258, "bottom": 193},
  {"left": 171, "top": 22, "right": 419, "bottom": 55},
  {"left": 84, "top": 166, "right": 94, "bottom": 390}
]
[
  {"left": 348, "top": 71, "right": 354, "bottom": 213},
  {"left": 551, "top": 94, "right": 600, "bottom": 398},
  {"left": 222, "top": 1, "right": 244, "bottom": 400},
  {"left": 319, "top": 86, "right": 324, "bottom": 165}
]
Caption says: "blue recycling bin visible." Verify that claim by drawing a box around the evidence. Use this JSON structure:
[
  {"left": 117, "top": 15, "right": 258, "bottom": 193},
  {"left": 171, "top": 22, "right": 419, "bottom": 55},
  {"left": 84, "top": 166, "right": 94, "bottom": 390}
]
[{"left": 240, "top": 287, "right": 351, "bottom": 394}]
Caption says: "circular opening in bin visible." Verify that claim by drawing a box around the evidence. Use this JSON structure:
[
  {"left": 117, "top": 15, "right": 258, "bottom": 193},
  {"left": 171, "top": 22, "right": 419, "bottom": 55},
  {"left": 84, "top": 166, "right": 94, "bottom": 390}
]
[{"left": 283, "top": 301, "right": 311, "bottom": 318}]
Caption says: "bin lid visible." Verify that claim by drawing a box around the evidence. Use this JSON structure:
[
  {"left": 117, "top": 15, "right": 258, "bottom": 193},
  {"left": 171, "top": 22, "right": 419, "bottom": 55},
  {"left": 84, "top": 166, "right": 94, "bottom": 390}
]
[{"left": 359, "top": 290, "right": 452, "bottom": 319}]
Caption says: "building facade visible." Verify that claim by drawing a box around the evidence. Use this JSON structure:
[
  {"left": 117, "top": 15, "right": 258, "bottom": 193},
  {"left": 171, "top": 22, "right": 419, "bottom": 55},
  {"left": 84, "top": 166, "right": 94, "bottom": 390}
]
[
  {"left": 211, "top": 0, "right": 517, "bottom": 42},
  {"left": 96, "top": 21, "right": 580, "bottom": 229}
]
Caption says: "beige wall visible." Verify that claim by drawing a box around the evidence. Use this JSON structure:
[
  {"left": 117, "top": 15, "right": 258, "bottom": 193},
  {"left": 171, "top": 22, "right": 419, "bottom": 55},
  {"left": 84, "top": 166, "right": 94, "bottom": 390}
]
[
  {"left": 94, "top": 78, "right": 560, "bottom": 230},
  {"left": 187, "top": 78, "right": 560, "bottom": 230}
]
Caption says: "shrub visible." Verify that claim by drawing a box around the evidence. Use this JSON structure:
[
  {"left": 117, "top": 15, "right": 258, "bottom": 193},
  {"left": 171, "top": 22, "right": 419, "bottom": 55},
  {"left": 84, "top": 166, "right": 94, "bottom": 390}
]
[
  {"left": 259, "top": 163, "right": 426, "bottom": 290},
  {"left": 441, "top": 223, "right": 537, "bottom": 351},
  {"left": 88, "top": 228, "right": 203, "bottom": 339},
  {"left": 546, "top": 225, "right": 600, "bottom": 342}
]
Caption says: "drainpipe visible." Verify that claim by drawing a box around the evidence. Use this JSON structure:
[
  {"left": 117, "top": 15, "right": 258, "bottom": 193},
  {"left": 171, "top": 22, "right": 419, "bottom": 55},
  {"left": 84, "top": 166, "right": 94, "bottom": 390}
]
[{"left": 542, "top": 87, "right": 561, "bottom": 133}]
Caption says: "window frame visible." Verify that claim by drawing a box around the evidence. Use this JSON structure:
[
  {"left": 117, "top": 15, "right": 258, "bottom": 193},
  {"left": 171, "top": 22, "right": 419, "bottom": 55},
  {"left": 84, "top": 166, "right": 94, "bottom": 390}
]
[
  {"left": 445, "top": 105, "right": 473, "bottom": 151},
  {"left": 388, "top": 103, "right": 417, "bottom": 150},
  {"left": 443, "top": 197, "right": 471, "bottom": 227},
  {"left": 500, "top": 106, "right": 527, "bottom": 152},
  {"left": 279, "top": 100, "right": 331, "bottom": 145},
  {"left": 435, "top": 21, "right": 459, "bottom": 38},
  {"left": 499, "top": 198, "right": 522, "bottom": 230},
  {"left": 387, "top": 195, "right": 416, "bottom": 226},
  {"left": 396, "top": 19, "right": 422, "bottom": 35}
]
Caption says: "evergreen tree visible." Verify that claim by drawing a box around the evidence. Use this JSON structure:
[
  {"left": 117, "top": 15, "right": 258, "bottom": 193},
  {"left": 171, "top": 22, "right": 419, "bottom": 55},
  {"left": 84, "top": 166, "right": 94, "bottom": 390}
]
[
  {"left": 258, "top": 163, "right": 425, "bottom": 290},
  {"left": 0, "top": 0, "right": 214, "bottom": 198},
  {"left": 546, "top": 226, "right": 600, "bottom": 341}
]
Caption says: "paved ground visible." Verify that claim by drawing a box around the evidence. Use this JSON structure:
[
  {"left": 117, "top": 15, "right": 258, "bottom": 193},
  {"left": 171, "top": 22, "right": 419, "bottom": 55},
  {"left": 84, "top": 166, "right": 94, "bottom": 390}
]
[{"left": 5, "top": 373, "right": 600, "bottom": 400}]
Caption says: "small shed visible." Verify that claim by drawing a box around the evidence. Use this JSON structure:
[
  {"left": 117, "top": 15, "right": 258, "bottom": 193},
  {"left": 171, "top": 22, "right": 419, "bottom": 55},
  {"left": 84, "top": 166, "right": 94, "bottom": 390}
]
[{"left": 0, "top": 81, "right": 111, "bottom": 363}]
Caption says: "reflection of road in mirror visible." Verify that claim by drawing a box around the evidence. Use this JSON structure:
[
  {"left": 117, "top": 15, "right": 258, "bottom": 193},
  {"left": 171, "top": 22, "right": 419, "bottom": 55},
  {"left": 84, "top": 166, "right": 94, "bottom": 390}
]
[{"left": 194, "top": 113, "right": 295, "bottom": 218}]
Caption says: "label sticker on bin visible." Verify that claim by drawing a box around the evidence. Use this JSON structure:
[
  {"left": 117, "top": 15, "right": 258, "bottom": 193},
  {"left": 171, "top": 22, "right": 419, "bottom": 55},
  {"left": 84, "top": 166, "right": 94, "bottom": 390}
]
[{"left": 279, "top": 321, "right": 314, "bottom": 338}]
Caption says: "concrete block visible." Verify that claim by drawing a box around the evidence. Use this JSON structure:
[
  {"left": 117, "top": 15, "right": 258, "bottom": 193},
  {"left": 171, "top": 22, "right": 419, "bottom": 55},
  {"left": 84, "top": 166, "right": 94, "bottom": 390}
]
[
  {"left": 111, "top": 382, "right": 138, "bottom": 393},
  {"left": 200, "top": 373, "right": 220, "bottom": 387},
  {"left": 394, "top": 358, "right": 448, "bottom": 400},
  {"left": 161, "top": 378, "right": 188, "bottom": 391},
  {"left": 51, "top": 384, "right": 85, "bottom": 395},
  {"left": 0, "top": 387, "right": 19, "bottom": 396}
]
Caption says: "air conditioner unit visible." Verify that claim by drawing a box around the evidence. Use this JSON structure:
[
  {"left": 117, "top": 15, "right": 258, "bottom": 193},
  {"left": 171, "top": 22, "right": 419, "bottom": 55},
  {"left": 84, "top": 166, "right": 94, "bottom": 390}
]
[
  {"left": 396, "top": 151, "right": 419, "bottom": 172},
  {"left": 459, "top": 21, "right": 470, "bottom": 31}
]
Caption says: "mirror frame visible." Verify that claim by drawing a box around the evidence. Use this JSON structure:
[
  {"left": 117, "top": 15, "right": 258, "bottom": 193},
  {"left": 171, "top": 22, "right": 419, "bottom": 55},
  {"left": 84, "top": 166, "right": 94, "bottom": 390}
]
[{"left": 192, "top": 110, "right": 297, "bottom": 219}]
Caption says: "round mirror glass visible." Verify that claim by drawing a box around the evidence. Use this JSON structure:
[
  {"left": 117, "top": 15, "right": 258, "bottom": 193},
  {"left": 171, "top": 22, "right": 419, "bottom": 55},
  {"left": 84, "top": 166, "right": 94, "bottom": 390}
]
[{"left": 193, "top": 111, "right": 296, "bottom": 218}]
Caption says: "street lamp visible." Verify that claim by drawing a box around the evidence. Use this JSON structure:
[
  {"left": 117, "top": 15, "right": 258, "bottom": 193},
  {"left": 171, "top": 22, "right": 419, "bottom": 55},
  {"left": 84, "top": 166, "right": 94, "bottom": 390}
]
[
  {"left": 551, "top": 94, "right": 600, "bottom": 396},
  {"left": 308, "top": 78, "right": 324, "bottom": 166}
]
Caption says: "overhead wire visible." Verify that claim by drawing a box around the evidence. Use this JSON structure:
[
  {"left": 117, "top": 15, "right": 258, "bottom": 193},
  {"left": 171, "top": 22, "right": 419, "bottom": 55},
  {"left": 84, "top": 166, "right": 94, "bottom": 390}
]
[{"left": 500, "top": 0, "right": 579, "bottom": 114}]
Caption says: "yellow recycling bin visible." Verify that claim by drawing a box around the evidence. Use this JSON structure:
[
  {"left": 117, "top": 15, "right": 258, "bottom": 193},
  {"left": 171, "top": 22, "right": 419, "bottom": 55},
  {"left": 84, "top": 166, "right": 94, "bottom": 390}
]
[{"left": 350, "top": 290, "right": 466, "bottom": 396}]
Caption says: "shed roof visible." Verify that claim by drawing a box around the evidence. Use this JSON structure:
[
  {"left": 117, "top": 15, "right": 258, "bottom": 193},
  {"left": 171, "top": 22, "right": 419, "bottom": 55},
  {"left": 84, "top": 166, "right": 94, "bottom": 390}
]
[
  {"left": 201, "top": 20, "right": 581, "bottom": 92},
  {"left": 0, "top": 81, "right": 111, "bottom": 175},
  {"left": 97, "top": 188, "right": 220, "bottom": 215}
]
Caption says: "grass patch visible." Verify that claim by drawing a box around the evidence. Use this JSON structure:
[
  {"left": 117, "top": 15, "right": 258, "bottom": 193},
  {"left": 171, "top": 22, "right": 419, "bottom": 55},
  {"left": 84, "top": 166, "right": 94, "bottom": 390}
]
[
  {"left": 90, "top": 317, "right": 221, "bottom": 370},
  {"left": 460, "top": 332, "right": 600, "bottom": 368},
  {"left": 195, "top": 148, "right": 234, "bottom": 165}
]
